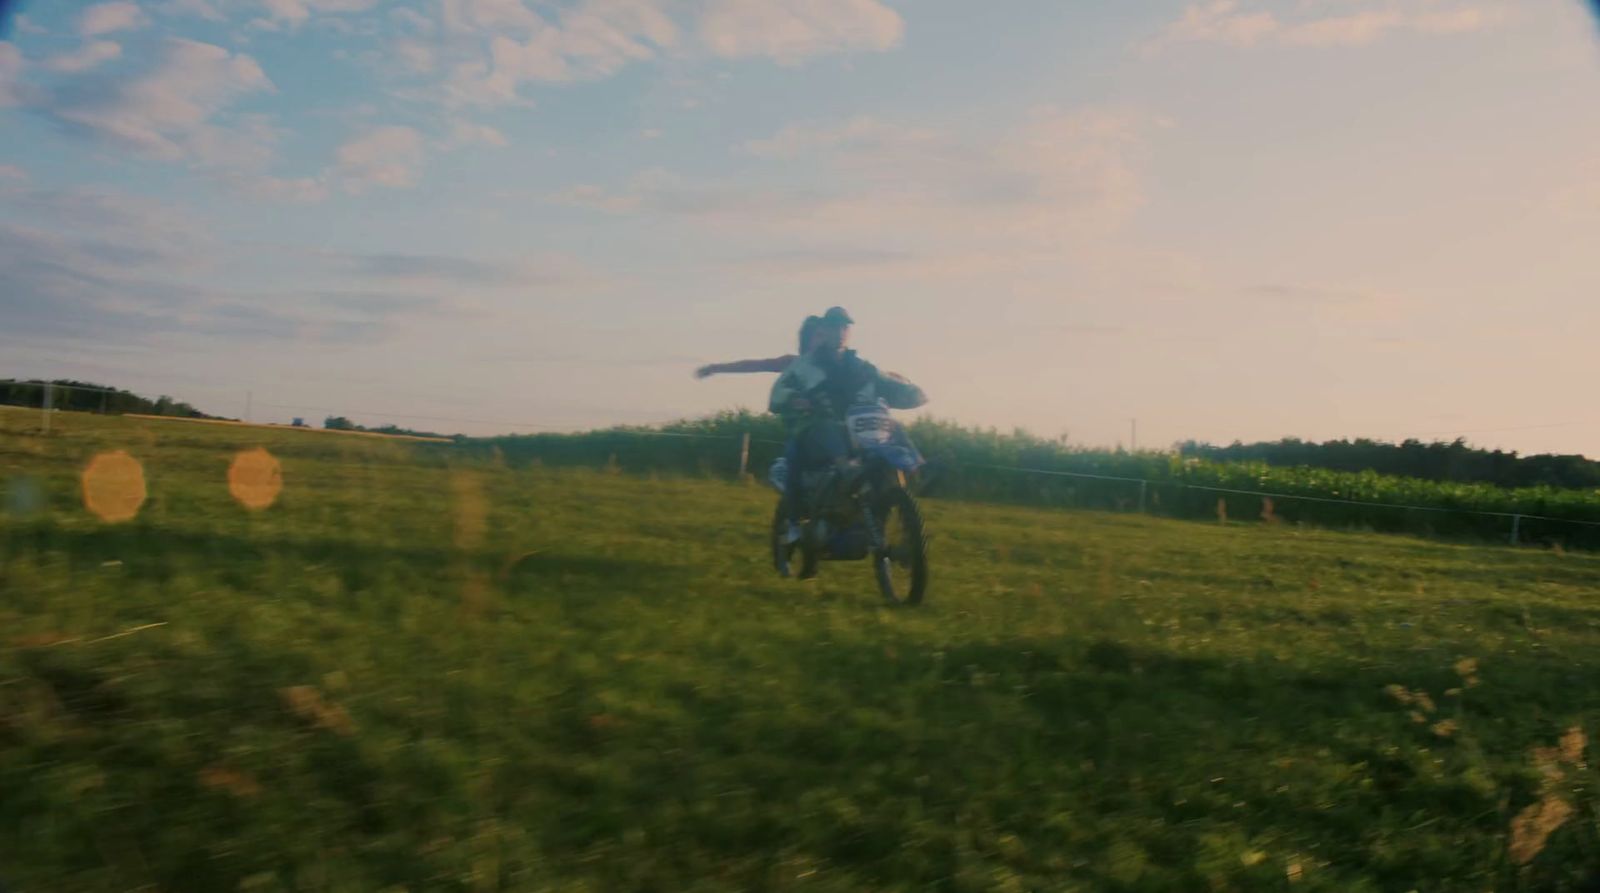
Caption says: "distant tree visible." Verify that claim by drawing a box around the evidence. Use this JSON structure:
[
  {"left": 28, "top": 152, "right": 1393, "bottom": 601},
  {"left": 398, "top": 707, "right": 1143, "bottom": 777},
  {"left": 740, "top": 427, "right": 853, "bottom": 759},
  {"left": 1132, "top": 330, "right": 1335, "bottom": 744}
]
[
  {"left": 1179, "top": 435, "right": 1600, "bottom": 491},
  {"left": 324, "top": 416, "right": 355, "bottom": 430},
  {"left": 0, "top": 379, "right": 224, "bottom": 419}
]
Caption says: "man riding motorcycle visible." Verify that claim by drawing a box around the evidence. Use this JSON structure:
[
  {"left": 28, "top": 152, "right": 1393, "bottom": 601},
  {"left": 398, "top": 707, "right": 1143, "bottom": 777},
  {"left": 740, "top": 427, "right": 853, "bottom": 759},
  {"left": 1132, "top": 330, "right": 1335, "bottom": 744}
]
[{"left": 769, "top": 307, "right": 926, "bottom": 555}]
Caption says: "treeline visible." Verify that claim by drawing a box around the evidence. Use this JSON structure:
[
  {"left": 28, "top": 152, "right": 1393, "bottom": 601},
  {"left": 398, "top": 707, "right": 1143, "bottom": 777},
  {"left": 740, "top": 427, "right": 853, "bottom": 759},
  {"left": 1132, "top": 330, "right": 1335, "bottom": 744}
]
[
  {"left": 458, "top": 412, "right": 1600, "bottom": 549},
  {"left": 322, "top": 416, "right": 459, "bottom": 441},
  {"left": 0, "top": 379, "right": 220, "bottom": 420},
  {"left": 1178, "top": 437, "right": 1600, "bottom": 490}
]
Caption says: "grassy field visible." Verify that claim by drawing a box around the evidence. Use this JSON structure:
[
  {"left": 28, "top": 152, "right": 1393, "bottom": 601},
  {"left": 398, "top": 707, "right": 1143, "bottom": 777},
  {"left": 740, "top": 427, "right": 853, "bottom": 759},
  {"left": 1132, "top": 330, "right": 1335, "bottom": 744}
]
[{"left": 4, "top": 408, "right": 1600, "bottom": 891}]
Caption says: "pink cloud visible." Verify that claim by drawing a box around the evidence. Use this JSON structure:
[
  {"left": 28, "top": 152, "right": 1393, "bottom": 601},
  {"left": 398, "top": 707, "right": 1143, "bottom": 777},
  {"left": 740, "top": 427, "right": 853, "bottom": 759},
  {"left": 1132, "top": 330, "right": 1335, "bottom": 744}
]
[{"left": 79, "top": 2, "right": 150, "bottom": 37}]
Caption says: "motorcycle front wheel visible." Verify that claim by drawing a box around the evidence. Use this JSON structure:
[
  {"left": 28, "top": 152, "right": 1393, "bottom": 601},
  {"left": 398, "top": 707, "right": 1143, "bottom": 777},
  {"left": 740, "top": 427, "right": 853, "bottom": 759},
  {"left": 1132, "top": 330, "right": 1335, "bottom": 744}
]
[
  {"left": 872, "top": 486, "right": 928, "bottom": 606},
  {"left": 771, "top": 503, "right": 822, "bottom": 580}
]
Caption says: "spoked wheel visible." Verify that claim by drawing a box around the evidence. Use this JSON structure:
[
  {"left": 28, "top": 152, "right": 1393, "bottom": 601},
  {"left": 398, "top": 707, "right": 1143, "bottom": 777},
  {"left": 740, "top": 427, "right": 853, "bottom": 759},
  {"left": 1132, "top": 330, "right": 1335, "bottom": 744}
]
[{"left": 872, "top": 487, "right": 928, "bottom": 606}]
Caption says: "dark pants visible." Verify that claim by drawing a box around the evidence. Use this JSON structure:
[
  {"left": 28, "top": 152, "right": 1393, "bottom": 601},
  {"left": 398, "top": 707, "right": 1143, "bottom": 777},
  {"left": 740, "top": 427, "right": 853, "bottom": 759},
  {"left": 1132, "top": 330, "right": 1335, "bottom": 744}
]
[{"left": 781, "top": 422, "right": 850, "bottom": 521}]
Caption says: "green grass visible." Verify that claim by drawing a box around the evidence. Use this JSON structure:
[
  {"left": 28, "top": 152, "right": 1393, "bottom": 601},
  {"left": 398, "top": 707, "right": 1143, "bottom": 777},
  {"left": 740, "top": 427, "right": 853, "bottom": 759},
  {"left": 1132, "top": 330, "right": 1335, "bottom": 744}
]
[{"left": 5, "top": 408, "right": 1600, "bottom": 891}]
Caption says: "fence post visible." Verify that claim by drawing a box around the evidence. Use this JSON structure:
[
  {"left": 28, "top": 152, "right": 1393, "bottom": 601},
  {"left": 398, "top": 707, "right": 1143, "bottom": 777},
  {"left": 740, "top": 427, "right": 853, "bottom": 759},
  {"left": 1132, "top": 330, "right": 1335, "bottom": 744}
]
[
  {"left": 1510, "top": 514, "right": 1521, "bottom": 546},
  {"left": 738, "top": 431, "right": 750, "bottom": 479},
  {"left": 41, "top": 383, "right": 53, "bottom": 434},
  {"left": 1138, "top": 480, "right": 1148, "bottom": 514}
]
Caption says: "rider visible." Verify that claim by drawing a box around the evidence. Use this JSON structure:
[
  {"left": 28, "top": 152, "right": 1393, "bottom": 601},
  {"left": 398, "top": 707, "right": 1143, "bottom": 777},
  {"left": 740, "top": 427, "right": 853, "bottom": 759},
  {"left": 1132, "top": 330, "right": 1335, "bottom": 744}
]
[
  {"left": 769, "top": 306, "right": 926, "bottom": 545},
  {"left": 693, "top": 315, "right": 823, "bottom": 505}
]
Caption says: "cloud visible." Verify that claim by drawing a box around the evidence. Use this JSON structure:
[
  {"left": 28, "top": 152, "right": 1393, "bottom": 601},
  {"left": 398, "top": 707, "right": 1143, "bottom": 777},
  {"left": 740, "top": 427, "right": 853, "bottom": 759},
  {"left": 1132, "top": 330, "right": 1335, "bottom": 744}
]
[
  {"left": 441, "top": 0, "right": 543, "bottom": 33},
  {"left": 1147, "top": 1, "right": 1505, "bottom": 52},
  {"left": 45, "top": 40, "right": 123, "bottom": 74},
  {"left": 0, "top": 164, "right": 27, "bottom": 180},
  {"left": 1, "top": 183, "right": 215, "bottom": 255},
  {"left": 13, "top": 44, "right": 318, "bottom": 205},
  {"left": 423, "top": 0, "right": 900, "bottom": 106},
  {"left": 0, "top": 187, "right": 465, "bottom": 345},
  {"left": 1286, "top": 10, "right": 1408, "bottom": 46},
  {"left": 79, "top": 2, "right": 149, "bottom": 37},
  {"left": 260, "top": 0, "right": 311, "bottom": 28},
  {"left": 1153, "top": 0, "right": 1278, "bottom": 47},
  {"left": 550, "top": 168, "right": 823, "bottom": 219},
  {"left": 391, "top": 6, "right": 435, "bottom": 33},
  {"left": 255, "top": 0, "right": 379, "bottom": 30},
  {"left": 158, "top": 0, "right": 226, "bottom": 21},
  {"left": 561, "top": 106, "right": 1157, "bottom": 246},
  {"left": 1412, "top": 7, "right": 1499, "bottom": 34},
  {"left": 0, "top": 41, "right": 22, "bottom": 106},
  {"left": 325, "top": 251, "right": 574, "bottom": 290},
  {"left": 1244, "top": 282, "right": 1416, "bottom": 327},
  {"left": 446, "top": 120, "right": 508, "bottom": 148},
  {"left": 549, "top": 183, "right": 646, "bottom": 213},
  {"left": 443, "top": 0, "right": 678, "bottom": 104},
  {"left": 226, "top": 172, "right": 331, "bottom": 203},
  {"left": 315, "top": 290, "right": 439, "bottom": 314},
  {"left": 742, "top": 115, "right": 938, "bottom": 159},
  {"left": 0, "top": 223, "right": 190, "bottom": 339},
  {"left": 33, "top": 38, "right": 273, "bottom": 165},
  {"left": 23, "top": 56, "right": 466, "bottom": 206},
  {"left": 729, "top": 246, "right": 915, "bottom": 276},
  {"left": 394, "top": 38, "right": 437, "bottom": 73},
  {"left": 304, "top": 0, "right": 383, "bottom": 15},
  {"left": 334, "top": 125, "right": 425, "bottom": 191},
  {"left": 0, "top": 186, "right": 217, "bottom": 339},
  {"left": 697, "top": 0, "right": 902, "bottom": 62}
]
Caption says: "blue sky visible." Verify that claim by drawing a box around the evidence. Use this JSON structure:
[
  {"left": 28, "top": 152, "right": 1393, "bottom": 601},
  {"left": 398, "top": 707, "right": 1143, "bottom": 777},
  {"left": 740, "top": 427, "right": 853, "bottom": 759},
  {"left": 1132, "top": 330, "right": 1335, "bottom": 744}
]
[{"left": 3, "top": 0, "right": 1600, "bottom": 452}]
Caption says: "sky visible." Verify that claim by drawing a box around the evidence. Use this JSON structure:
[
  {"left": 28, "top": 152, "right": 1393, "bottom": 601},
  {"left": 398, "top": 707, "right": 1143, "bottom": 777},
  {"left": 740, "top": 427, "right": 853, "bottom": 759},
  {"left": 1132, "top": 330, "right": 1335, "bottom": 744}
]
[{"left": 2, "top": 0, "right": 1600, "bottom": 454}]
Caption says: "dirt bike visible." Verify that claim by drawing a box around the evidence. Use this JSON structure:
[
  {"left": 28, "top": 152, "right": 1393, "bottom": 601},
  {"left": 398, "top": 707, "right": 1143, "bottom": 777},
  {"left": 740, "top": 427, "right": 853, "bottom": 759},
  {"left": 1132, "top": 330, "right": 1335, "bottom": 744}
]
[{"left": 768, "top": 399, "right": 929, "bottom": 605}]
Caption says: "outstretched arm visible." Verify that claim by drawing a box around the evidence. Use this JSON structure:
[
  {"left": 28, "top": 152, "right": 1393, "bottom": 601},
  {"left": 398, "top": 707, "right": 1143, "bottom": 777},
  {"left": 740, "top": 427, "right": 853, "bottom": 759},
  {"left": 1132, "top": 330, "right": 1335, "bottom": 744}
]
[{"left": 694, "top": 355, "right": 797, "bottom": 379}]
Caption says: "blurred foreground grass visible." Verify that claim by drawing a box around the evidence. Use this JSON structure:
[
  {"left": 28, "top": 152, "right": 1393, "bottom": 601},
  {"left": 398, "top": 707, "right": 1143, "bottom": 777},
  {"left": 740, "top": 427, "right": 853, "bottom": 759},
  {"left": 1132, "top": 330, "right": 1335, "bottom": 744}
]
[{"left": 3, "top": 408, "right": 1600, "bottom": 891}]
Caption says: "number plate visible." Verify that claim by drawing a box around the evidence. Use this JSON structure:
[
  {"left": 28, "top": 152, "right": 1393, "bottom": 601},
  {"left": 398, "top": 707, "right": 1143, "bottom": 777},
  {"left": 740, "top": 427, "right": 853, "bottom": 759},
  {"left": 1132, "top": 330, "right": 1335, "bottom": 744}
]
[{"left": 847, "top": 405, "right": 894, "bottom": 447}]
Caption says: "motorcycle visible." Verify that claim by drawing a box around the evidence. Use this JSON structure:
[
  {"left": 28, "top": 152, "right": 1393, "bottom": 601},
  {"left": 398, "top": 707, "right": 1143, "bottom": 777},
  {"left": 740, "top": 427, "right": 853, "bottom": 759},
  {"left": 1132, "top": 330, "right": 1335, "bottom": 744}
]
[{"left": 767, "top": 399, "right": 929, "bottom": 605}]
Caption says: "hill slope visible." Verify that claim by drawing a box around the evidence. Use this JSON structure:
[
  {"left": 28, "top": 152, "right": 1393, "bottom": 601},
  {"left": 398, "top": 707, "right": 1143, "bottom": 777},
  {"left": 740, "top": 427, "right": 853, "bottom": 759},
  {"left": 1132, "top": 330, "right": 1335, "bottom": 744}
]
[{"left": 3, "top": 409, "right": 1600, "bottom": 891}]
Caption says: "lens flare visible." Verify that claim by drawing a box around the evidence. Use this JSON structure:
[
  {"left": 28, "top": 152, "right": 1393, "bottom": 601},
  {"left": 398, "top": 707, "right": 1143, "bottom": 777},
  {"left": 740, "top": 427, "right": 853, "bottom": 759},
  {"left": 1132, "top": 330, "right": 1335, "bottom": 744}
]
[
  {"left": 81, "top": 450, "right": 147, "bottom": 523},
  {"left": 228, "top": 447, "right": 283, "bottom": 511}
]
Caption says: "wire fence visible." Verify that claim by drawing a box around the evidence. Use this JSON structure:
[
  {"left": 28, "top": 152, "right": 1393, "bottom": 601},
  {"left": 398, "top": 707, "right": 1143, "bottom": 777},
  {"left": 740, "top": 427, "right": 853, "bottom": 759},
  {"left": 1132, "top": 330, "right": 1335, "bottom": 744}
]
[{"left": 963, "top": 463, "right": 1600, "bottom": 545}]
